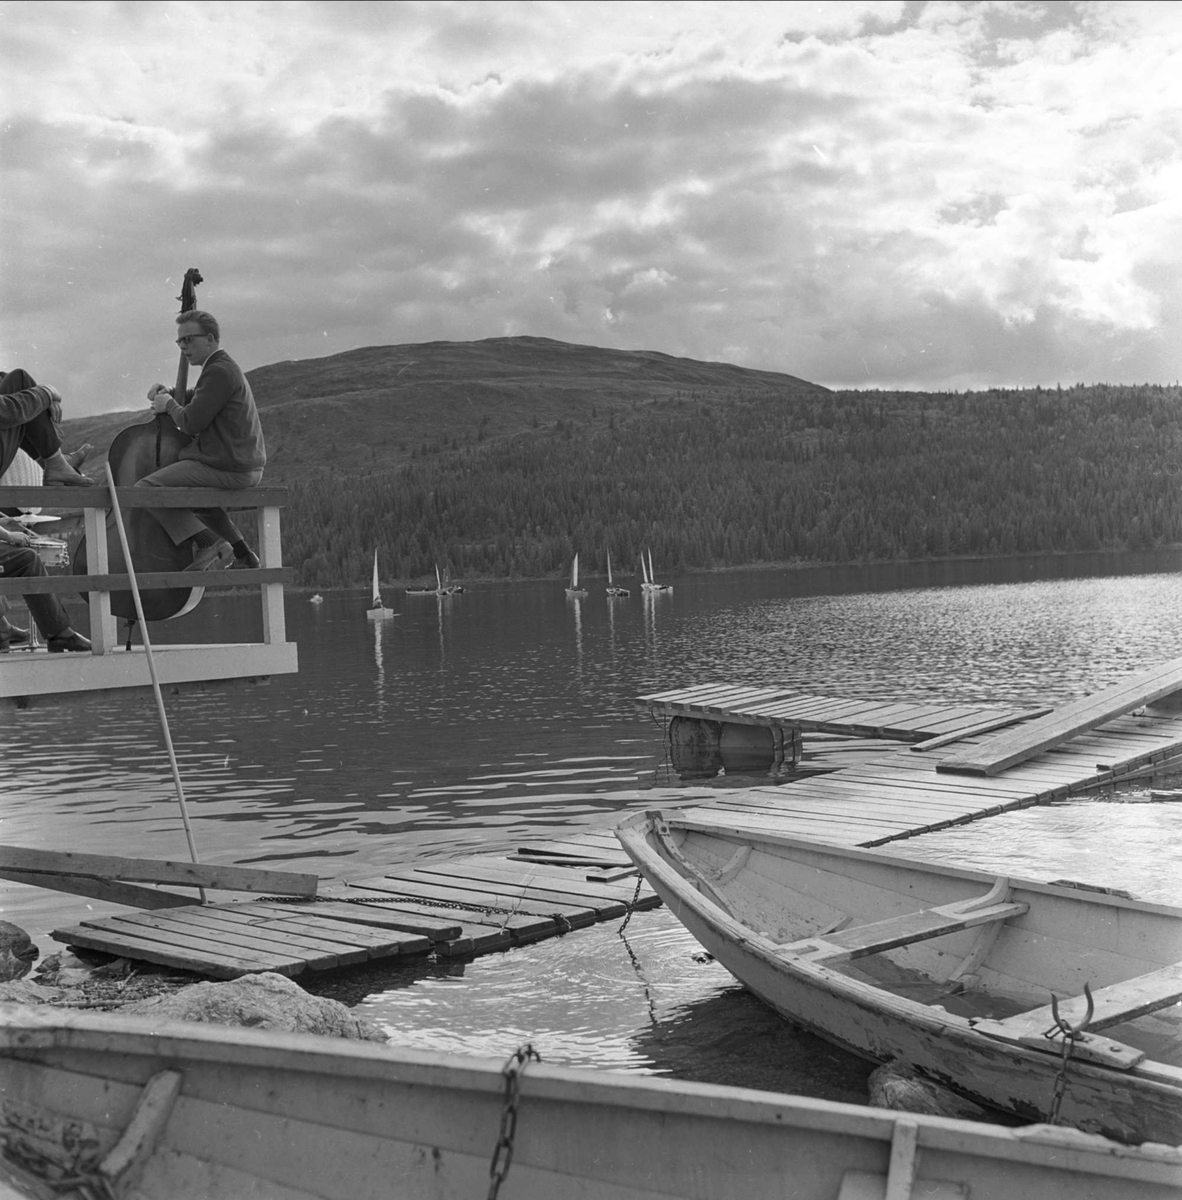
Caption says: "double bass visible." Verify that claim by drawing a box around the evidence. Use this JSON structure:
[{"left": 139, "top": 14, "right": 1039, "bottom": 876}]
[{"left": 75, "top": 268, "right": 206, "bottom": 625}]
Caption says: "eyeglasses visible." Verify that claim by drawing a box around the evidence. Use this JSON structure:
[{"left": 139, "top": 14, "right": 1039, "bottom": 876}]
[{"left": 176, "top": 333, "right": 209, "bottom": 346}]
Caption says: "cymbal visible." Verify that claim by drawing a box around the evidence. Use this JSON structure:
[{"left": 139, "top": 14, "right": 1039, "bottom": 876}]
[{"left": 16, "top": 514, "right": 61, "bottom": 524}]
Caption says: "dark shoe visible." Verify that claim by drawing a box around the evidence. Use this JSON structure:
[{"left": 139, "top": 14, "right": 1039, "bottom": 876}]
[
  {"left": 64, "top": 444, "right": 93, "bottom": 471},
  {"left": 0, "top": 620, "right": 29, "bottom": 646},
  {"left": 231, "top": 546, "right": 261, "bottom": 570},
  {"left": 47, "top": 628, "right": 92, "bottom": 653},
  {"left": 185, "top": 541, "right": 233, "bottom": 572},
  {"left": 42, "top": 467, "right": 92, "bottom": 487}
]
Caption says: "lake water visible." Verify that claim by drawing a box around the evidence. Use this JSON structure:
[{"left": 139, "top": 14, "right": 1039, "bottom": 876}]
[{"left": 3, "top": 551, "right": 1182, "bottom": 1104}]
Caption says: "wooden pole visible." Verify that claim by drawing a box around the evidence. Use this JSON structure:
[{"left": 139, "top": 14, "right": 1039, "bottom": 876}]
[{"left": 104, "top": 463, "right": 205, "bottom": 893}]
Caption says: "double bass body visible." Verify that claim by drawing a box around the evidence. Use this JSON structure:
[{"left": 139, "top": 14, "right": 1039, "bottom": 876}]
[{"left": 74, "top": 414, "right": 205, "bottom": 622}]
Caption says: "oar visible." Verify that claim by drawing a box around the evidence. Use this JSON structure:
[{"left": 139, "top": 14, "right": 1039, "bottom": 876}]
[{"left": 104, "top": 462, "right": 205, "bottom": 899}]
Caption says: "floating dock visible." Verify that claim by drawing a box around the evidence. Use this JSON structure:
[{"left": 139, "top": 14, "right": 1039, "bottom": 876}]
[{"left": 40, "top": 659, "right": 1182, "bottom": 980}]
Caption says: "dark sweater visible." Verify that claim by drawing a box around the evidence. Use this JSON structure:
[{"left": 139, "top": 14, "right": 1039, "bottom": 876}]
[
  {"left": 166, "top": 349, "right": 267, "bottom": 472},
  {"left": 0, "top": 382, "right": 56, "bottom": 432}
]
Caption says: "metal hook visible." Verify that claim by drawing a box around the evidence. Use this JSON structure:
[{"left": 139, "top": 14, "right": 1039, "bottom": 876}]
[{"left": 1045, "top": 982, "right": 1095, "bottom": 1040}]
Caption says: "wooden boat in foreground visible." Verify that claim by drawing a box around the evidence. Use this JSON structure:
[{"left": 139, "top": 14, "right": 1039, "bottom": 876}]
[
  {"left": 1, "top": 1008, "right": 1178, "bottom": 1200},
  {"left": 616, "top": 810, "right": 1182, "bottom": 1147}
]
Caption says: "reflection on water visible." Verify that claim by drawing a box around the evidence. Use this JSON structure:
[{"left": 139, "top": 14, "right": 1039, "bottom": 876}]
[{"left": 4, "top": 551, "right": 1182, "bottom": 1096}]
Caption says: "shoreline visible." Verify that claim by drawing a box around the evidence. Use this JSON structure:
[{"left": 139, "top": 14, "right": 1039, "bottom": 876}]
[{"left": 291, "top": 544, "right": 1182, "bottom": 594}]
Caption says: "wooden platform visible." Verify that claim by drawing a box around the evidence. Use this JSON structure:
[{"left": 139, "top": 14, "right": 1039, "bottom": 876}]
[
  {"left": 637, "top": 683, "right": 1045, "bottom": 743},
  {"left": 51, "top": 831, "right": 657, "bottom": 980},
  {"left": 49, "top": 672, "right": 1182, "bottom": 978}
]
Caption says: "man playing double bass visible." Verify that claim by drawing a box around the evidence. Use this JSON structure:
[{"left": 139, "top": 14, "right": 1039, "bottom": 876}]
[
  {"left": 140, "top": 310, "right": 265, "bottom": 572},
  {"left": 0, "top": 368, "right": 93, "bottom": 652}
]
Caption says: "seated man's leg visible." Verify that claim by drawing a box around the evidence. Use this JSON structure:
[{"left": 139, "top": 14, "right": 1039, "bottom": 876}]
[
  {"left": 0, "top": 368, "right": 89, "bottom": 485},
  {"left": 0, "top": 545, "right": 90, "bottom": 651},
  {"left": 134, "top": 460, "right": 217, "bottom": 547},
  {"left": 136, "top": 459, "right": 262, "bottom": 568}
]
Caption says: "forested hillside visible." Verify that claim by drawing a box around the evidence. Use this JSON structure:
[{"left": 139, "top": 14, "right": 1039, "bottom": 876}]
[
  {"left": 282, "top": 381, "right": 1182, "bottom": 588},
  {"left": 59, "top": 337, "right": 1182, "bottom": 590}
]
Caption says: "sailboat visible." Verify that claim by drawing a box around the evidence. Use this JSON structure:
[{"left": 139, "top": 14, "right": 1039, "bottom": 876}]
[
  {"left": 605, "top": 549, "right": 629, "bottom": 597},
  {"left": 565, "top": 552, "right": 587, "bottom": 597},
  {"left": 643, "top": 547, "right": 672, "bottom": 593},
  {"left": 406, "top": 564, "right": 464, "bottom": 596},
  {"left": 365, "top": 550, "right": 394, "bottom": 620}
]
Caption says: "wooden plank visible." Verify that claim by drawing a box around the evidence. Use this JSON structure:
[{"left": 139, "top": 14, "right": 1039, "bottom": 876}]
[
  {"left": 0, "top": 567, "right": 287, "bottom": 598},
  {"left": 986, "top": 962, "right": 1182, "bottom": 1036},
  {"left": 148, "top": 905, "right": 406, "bottom": 964},
  {"left": 347, "top": 874, "right": 587, "bottom": 926},
  {"left": 101, "top": 910, "right": 343, "bottom": 970},
  {"left": 240, "top": 902, "right": 439, "bottom": 950},
  {"left": 0, "top": 846, "right": 317, "bottom": 896},
  {"left": 381, "top": 868, "right": 616, "bottom": 922},
  {"left": 308, "top": 895, "right": 465, "bottom": 940},
  {"left": 0, "top": 867, "right": 195, "bottom": 909},
  {"left": 97, "top": 1069, "right": 183, "bottom": 1195},
  {"left": 511, "top": 839, "right": 632, "bottom": 865},
  {"left": 415, "top": 859, "right": 639, "bottom": 906},
  {"left": 774, "top": 776, "right": 1015, "bottom": 813},
  {"left": 234, "top": 910, "right": 431, "bottom": 958},
  {"left": 51, "top": 921, "right": 289, "bottom": 979},
  {"left": 0, "top": 483, "right": 288, "bottom": 508},
  {"left": 938, "top": 657, "right": 1182, "bottom": 775}
]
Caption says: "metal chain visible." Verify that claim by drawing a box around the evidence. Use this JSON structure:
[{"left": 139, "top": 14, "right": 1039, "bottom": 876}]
[
  {"left": 255, "top": 892, "right": 516, "bottom": 918},
  {"left": 1043, "top": 983, "right": 1094, "bottom": 1125},
  {"left": 1048, "top": 1034, "right": 1077, "bottom": 1124},
  {"left": 487, "top": 1043, "right": 542, "bottom": 1200},
  {"left": 616, "top": 876, "right": 644, "bottom": 936}
]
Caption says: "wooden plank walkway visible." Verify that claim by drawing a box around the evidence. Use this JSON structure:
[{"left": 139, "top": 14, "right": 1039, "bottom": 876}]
[
  {"left": 51, "top": 674, "right": 1182, "bottom": 979},
  {"left": 937, "top": 656, "right": 1182, "bottom": 775},
  {"left": 636, "top": 683, "right": 1045, "bottom": 743}
]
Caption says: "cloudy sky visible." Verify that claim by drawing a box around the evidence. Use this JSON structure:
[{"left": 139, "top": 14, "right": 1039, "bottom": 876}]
[{"left": 3, "top": 1, "right": 1181, "bottom": 418}]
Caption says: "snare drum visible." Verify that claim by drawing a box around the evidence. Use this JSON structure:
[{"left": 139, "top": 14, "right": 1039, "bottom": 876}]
[{"left": 30, "top": 536, "right": 69, "bottom": 568}]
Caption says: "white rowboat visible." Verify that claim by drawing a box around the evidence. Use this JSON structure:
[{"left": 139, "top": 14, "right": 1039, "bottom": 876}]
[
  {"left": 617, "top": 810, "right": 1182, "bottom": 1146},
  {"left": 1, "top": 1007, "right": 1178, "bottom": 1199}
]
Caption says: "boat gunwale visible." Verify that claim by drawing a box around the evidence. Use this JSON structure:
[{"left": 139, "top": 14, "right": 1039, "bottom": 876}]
[
  {"left": 652, "top": 812, "right": 1182, "bottom": 920},
  {"left": 1, "top": 1007, "right": 1180, "bottom": 1187}
]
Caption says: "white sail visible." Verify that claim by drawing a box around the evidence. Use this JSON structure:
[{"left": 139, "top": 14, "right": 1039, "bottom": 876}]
[
  {"left": 571, "top": 553, "right": 579, "bottom": 589},
  {"left": 371, "top": 550, "right": 382, "bottom": 607},
  {"left": 606, "top": 550, "right": 613, "bottom": 584}
]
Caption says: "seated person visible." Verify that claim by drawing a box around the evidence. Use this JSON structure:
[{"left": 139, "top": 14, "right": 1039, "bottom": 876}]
[
  {"left": 0, "top": 368, "right": 92, "bottom": 489},
  {"left": 0, "top": 518, "right": 90, "bottom": 652},
  {"left": 139, "top": 310, "right": 265, "bottom": 571}
]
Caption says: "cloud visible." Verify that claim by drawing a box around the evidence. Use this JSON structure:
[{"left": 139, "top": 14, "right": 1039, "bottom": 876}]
[{"left": 1, "top": 0, "right": 1180, "bottom": 417}]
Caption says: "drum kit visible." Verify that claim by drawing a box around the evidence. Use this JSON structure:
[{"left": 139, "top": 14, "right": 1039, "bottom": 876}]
[{"left": 18, "top": 514, "right": 69, "bottom": 568}]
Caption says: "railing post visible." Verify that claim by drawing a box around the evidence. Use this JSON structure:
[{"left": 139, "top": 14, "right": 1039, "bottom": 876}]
[
  {"left": 257, "top": 505, "right": 285, "bottom": 645},
  {"left": 83, "top": 501, "right": 117, "bottom": 654}
]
